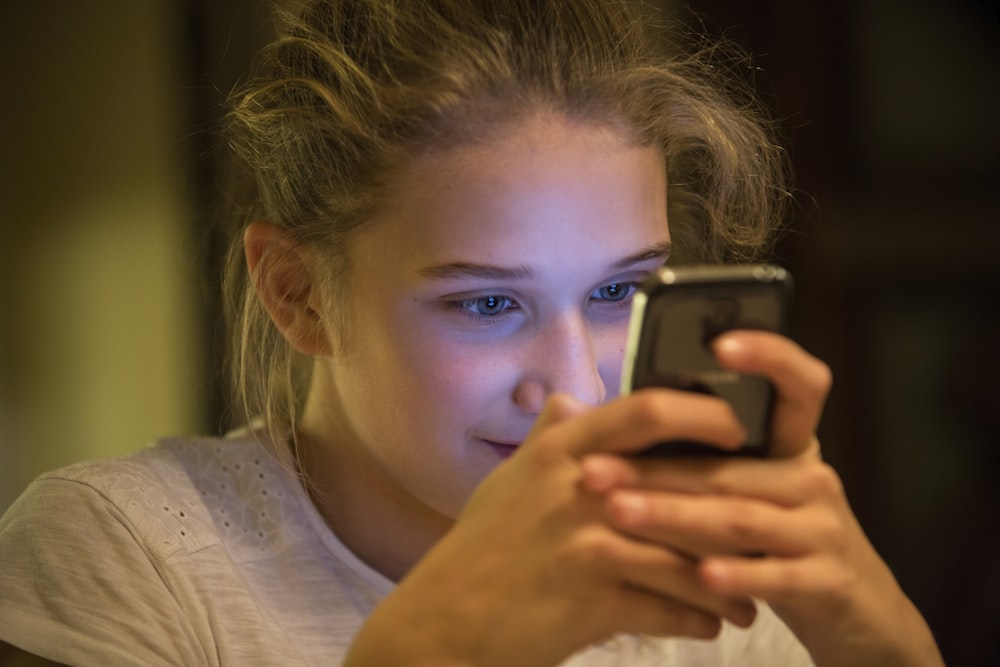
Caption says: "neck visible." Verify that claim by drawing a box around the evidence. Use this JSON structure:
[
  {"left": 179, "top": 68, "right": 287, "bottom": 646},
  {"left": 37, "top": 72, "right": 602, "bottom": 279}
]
[{"left": 297, "top": 399, "right": 452, "bottom": 583}]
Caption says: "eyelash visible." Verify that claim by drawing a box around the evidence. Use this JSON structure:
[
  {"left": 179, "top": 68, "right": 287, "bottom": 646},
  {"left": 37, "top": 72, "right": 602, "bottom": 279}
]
[
  {"left": 444, "top": 281, "right": 640, "bottom": 323},
  {"left": 591, "top": 282, "right": 639, "bottom": 306},
  {"left": 446, "top": 295, "right": 519, "bottom": 320}
]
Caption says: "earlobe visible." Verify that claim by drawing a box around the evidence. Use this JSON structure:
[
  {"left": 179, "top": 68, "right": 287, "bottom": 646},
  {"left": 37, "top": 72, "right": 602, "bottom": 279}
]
[{"left": 244, "top": 222, "right": 332, "bottom": 356}]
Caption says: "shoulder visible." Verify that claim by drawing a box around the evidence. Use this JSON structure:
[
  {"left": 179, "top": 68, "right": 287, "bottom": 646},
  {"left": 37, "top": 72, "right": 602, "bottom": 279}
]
[
  {"left": 0, "top": 431, "right": 318, "bottom": 664},
  {"left": 0, "top": 435, "right": 235, "bottom": 663},
  {"left": 1, "top": 430, "right": 308, "bottom": 561}
]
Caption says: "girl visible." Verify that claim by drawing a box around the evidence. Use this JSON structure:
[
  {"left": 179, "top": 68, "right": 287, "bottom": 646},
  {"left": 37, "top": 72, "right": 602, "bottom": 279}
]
[{"left": 0, "top": 1, "right": 943, "bottom": 665}]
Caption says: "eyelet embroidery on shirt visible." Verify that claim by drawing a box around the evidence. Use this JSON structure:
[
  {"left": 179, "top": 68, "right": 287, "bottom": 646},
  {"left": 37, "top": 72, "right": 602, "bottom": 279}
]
[
  {"left": 83, "top": 433, "right": 313, "bottom": 560},
  {"left": 160, "top": 435, "right": 312, "bottom": 559}
]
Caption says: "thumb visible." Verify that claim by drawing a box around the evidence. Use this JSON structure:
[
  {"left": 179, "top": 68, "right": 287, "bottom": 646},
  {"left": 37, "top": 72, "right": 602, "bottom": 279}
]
[{"left": 713, "top": 331, "right": 831, "bottom": 459}]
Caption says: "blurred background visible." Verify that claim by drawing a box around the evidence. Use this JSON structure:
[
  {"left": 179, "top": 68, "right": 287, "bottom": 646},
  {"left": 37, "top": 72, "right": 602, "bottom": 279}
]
[{"left": 0, "top": 1, "right": 996, "bottom": 664}]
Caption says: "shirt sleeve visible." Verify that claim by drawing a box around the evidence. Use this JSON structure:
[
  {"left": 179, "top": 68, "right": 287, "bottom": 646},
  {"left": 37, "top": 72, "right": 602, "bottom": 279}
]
[{"left": 0, "top": 476, "right": 211, "bottom": 666}]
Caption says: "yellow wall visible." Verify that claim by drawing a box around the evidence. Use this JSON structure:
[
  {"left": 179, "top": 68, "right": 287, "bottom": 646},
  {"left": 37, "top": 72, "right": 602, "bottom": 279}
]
[{"left": 0, "top": 2, "right": 203, "bottom": 510}]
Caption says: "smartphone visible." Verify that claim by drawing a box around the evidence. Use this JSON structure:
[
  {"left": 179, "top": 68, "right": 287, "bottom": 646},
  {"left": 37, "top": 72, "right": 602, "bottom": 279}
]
[{"left": 620, "top": 264, "right": 793, "bottom": 457}]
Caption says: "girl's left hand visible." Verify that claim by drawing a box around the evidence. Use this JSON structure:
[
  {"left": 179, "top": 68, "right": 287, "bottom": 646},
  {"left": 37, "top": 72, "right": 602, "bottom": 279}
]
[{"left": 580, "top": 331, "right": 944, "bottom": 667}]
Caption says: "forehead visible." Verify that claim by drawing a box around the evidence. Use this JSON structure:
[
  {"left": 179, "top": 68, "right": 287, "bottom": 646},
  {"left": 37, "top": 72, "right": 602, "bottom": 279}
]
[{"left": 351, "top": 115, "right": 669, "bottom": 277}]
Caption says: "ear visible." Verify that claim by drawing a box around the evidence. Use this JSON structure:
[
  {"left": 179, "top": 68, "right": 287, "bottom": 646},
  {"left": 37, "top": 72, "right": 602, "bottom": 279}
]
[{"left": 244, "top": 222, "right": 332, "bottom": 356}]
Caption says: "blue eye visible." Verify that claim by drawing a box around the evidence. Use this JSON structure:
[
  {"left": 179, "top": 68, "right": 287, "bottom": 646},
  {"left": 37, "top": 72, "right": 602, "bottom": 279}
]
[
  {"left": 458, "top": 295, "right": 515, "bottom": 317},
  {"left": 593, "top": 282, "right": 636, "bottom": 302}
]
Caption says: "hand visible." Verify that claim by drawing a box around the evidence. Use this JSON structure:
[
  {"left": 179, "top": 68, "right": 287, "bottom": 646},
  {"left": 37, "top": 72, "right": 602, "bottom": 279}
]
[
  {"left": 346, "top": 387, "right": 762, "bottom": 667},
  {"left": 579, "top": 331, "right": 945, "bottom": 667}
]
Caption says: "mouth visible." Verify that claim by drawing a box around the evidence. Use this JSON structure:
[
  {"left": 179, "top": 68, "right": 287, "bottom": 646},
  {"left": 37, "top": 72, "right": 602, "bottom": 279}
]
[{"left": 482, "top": 440, "right": 520, "bottom": 460}]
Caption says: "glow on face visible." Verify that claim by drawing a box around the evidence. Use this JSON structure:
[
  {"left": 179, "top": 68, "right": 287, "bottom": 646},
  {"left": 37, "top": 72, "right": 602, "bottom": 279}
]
[{"left": 312, "top": 115, "right": 671, "bottom": 519}]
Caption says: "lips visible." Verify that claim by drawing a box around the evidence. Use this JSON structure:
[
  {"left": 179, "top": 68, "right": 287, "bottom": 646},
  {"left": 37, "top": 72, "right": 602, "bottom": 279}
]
[{"left": 482, "top": 440, "right": 520, "bottom": 460}]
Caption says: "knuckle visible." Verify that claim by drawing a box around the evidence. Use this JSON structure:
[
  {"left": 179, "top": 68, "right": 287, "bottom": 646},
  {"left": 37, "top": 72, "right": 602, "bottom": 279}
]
[
  {"left": 565, "top": 527, "right": 621, "bottom": 570},
  {"left": 811, "top": 509, "right": 848, "bottom": 551},
  {"left": 804, "top": 462, "right": 845, "bottom": 499},
  {"left": 719, "top": 501, "right": 760, "bottom": 541},
  {"left": 806, "top": 358, "right": 833, "bottom": 399},
  {"left": 628, "top": 391, "right": 668, "bottom": 426},
  {"left": 705, "top": 467, "right": 740, "bottom": 496}
]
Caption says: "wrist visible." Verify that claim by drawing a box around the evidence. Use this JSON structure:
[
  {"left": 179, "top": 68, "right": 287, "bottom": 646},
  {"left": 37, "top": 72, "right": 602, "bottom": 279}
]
[
  {"left": 787, "top": 590, "right": 944, "bottom": 667},
  {"left": 343, "top": 592, "right": 477, "bottom": 667}
]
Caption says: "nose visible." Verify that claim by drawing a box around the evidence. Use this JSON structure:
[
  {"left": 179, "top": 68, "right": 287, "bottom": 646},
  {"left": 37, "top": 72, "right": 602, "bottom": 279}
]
[{"left": 513, "top": 312, "right": 607, "bottom": 413}]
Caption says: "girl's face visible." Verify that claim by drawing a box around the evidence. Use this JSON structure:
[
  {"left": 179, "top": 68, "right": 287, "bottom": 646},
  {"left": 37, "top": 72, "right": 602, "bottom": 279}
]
[{"left": 305, "top": 115, "right": 670, "bottom": 521}]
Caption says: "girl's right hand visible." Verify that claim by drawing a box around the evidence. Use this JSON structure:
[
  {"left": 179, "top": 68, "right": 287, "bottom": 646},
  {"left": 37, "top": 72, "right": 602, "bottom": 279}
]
[{"left": 344, "top": 390, "right": 757, "bottom": 667}]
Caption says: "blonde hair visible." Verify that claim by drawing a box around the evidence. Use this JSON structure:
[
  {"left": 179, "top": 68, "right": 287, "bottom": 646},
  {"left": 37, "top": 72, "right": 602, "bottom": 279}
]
[{"left": 222, "top": 0, "right": 791, "bottom": 462}]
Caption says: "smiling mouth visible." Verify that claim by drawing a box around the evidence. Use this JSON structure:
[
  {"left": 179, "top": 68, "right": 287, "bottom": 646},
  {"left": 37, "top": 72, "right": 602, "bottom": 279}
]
[{"left": 483, "top": 441, "right": 520, "bottom": 459}]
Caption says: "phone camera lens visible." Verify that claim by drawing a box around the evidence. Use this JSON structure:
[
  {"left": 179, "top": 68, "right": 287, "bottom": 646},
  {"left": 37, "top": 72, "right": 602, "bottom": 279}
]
[{"left": 711, "top": 297, "right": 740, "bottom": 326}]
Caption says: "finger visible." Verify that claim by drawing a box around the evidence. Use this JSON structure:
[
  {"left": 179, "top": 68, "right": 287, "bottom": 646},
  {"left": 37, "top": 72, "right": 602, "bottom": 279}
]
[
  {"left": 580, "top": 453, "right": 647, "bottom": 495},
  {"left": 697, "top": 554, "right": 850, "bottom": 611},
  {"left": 606, "top": 586, "right": 726, "bottom": 640},
  {"left": 550, "top": 389, "right": 747, "bottom": 458},
  {"left": 582, "top": 452, "right": 839, "bottom": 508},
  {"left": 605, "top": 490, "right": 828, "bottom": 558},
  {"left": 601, "top": 534, "right": 758, "bottom": 628},
  {"left": 713, "top": 331, "right": 831, "bottom": 459}
]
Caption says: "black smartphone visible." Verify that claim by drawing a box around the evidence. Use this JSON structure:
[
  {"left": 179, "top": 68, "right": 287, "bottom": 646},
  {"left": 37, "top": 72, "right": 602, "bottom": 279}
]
[{"left": 620, "top": 264, "right": 794, "bottom": 457}]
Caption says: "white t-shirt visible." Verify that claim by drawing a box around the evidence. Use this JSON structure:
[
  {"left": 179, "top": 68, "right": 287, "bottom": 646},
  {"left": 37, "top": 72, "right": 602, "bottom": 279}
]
[{"left": 0, "top": 432, "right": 814, "bottom": 666}]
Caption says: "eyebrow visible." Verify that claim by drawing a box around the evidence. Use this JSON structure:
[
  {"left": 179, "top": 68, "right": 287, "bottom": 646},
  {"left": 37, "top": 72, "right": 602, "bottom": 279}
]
[
  {"left": 416, "top": 262, "right": 534, "bottom": 281},
  {"left": 612, "top": 240, "right": 672, "bottom": 270},
  {"left": 416, "top": 240, "right": 672, "bottom": 281}
]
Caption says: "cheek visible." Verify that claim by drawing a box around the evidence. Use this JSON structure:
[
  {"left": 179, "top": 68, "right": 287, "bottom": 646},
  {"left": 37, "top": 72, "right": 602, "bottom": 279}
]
[
  {"left": 407, "top": 344, "right": 517, "bottom": 408},
  {"left": 334, "top": 330, "right": 514, "bottom": 517},
  {"left": 360, "top": 322, "right": 516, "bottom": 421}
]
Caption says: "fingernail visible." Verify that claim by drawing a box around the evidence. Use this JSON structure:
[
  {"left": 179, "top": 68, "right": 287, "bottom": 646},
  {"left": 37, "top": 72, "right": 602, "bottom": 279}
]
[{"left": 713, "top": 333, "right": 744, "bottom": 358}]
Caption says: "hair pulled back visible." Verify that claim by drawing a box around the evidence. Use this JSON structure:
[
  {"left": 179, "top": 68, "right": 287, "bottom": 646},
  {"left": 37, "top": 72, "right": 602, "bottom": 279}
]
[{"left": 223, "top": 0, "right": 791, "bottom": 457}]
